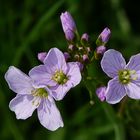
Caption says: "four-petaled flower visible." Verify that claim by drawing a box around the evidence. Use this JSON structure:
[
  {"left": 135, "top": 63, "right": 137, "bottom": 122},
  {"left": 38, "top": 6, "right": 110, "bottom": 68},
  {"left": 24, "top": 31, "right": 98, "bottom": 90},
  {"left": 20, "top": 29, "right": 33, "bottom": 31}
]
[
  {"left": 29, "top": 48, "right": 81, "bottom": 101},
  {"left": 5, "top": 66, "right": 63, "bottom": 131},
  {"left": 101, "top": 49, "right": 140, "bottom": 104}
]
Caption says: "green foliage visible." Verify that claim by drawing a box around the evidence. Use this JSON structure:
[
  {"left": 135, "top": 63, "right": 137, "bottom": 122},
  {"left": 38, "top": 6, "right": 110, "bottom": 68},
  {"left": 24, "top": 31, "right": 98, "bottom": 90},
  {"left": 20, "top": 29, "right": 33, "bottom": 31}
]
[{"left": 0, "top": 0, "right": 140, "bottom": 139}]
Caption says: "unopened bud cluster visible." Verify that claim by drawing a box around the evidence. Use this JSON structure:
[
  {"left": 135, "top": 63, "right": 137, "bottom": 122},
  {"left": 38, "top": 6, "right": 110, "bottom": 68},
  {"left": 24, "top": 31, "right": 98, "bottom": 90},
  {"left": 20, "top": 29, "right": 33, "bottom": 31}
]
[
  {"left": 60, "top": 12, "right": 94, "bottom": 71},
  {"left": 95, "top": 27, "right": 111, "bottom": 59}
]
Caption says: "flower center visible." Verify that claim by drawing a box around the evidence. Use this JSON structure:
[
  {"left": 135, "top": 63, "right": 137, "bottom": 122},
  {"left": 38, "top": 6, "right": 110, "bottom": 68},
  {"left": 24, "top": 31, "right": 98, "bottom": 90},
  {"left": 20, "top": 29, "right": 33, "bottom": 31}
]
[
  {"left": 118, "top": 69, "right": 137, "bottom": 84},
  {"left": 31, "top": 88, "right": 48, "bottom": 98},
  {"left": 52, "top": 70, "right": 68, "bottom": 84}
]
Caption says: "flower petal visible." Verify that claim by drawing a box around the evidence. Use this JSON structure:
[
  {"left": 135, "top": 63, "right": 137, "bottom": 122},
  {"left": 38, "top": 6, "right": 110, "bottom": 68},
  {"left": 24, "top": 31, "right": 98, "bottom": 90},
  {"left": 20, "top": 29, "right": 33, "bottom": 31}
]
[
  {"left": 5, "top": 66, "right": 33, "bottom": 95},
  {"left": 44, "top": 48, "right": 67, "bottom": 73},
  {"left": 125, "top": 53, "right": 140, "bottom": 71},
  {"left": 105, "top": 77, "right": 126, "bottom": 104},
  {"left": 101, "top": 49, "right": 126, "bottom": 78},
  {"left": 29, "top": 65, "right": 56, "bottom": 87},
  {"left": 66, "top": 62, "right": 82, "bottom": 87},
  {"left": 37, "top": 96, "right": 63, "bottom": 131},
  {"left": 126, "top": 81, "right": 140, "bottom": 99},
  {"left": 50, "top": 83, "right": 72, "bottom": 101},
  {"left": 9, "top": 94, "right": 39, "bottom": 119}
]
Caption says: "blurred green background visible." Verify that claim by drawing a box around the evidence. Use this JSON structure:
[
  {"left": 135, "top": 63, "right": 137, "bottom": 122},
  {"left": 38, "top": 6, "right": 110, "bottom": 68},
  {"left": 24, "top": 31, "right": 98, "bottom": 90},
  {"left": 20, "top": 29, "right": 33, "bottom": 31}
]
[{"left": 1, "top": 0, "right": 140, "bottom": 140}]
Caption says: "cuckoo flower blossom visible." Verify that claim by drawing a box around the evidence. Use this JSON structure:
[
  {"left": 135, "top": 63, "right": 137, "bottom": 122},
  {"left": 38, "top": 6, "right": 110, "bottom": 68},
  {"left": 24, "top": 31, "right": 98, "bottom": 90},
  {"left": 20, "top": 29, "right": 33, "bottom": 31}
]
[
  {"left": 5, "top": 66, "right": 63, "bottom": 131},
  {"left": 29, "top": 48, "right": 81, "bottom": 101},
  {"left": 60, "top": 11, "right": 77, "bottom": 41},
  {"left": 101, "top": 49, "right": 140, "bottom": 104}
]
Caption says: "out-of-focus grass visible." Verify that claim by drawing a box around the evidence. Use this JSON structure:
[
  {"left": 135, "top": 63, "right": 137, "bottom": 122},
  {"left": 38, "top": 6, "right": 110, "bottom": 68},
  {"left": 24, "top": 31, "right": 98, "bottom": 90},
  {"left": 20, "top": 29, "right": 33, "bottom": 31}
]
[{"left": 0, "top": 0, "right": 140, "bottom": 140}]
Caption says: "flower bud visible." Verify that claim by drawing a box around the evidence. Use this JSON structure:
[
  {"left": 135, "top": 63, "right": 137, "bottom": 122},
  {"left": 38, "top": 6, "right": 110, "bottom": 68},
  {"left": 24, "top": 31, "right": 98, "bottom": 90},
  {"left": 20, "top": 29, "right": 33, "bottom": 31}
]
[
  {"left": 96, "top": 46, "right": 106, "bottom": 55},
  {"left": 87, "top": 47, "right": 91, "bottom": 53},
  {"left": 64, "top": 52, "right": 70, "bottom": 61},
  {"left": 78, "top": 46, "right": 83, "bottom": 51},
  {"left": 96, "top": 27, "right": 111, "bottom": 45},
  {"left": 38, "top": 52, "right": 47, "bottom": 63},
  {"left": 60, "top": 11, "right": 77, "bottom": 41},
  {"left": 94, "top": 46, "right": 106, "bottom": 60},
  {"left": 96, "top": 86, "right": 106, "bottom": 102},
  {"left": 68, "top": 44, "right": 74, "bottom": 51},
  {"left": 81, "top": 33, "right": 89, "bottom": 43},
  {"left": 82, "top": 54, "right": 89, "bottom": 62},
  {"left": 74, "top": 54, "right": 80, "bottom": 60}
]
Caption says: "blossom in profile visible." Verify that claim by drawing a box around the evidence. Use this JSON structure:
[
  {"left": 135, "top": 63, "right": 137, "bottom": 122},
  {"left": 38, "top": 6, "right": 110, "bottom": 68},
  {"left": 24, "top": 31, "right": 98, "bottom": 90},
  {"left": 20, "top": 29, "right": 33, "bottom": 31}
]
[
  {"left": 29, "top": 48, "right": 81, "bottom": 101},
  {"left": 101, "top": 49, "right": 140, "bottom": 104},
  {"left": 60, "top": 11, "right": 77, "bottom": 41},
  {"left": 5, "top": 66, "right": 63, "bottom": 131},
  {"left": 96, "top": 86, "right": 106, "bottom": 101}
]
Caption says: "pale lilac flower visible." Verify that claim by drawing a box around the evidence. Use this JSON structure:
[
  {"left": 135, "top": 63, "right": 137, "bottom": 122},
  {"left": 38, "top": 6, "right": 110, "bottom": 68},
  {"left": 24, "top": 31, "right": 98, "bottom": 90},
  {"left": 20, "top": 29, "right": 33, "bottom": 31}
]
[
  {"left": 101, "top": 49, "right": 140, "bottom": 104},
  {"left": 96, "top": 86, "right": 106, "bottom": 101},
  {"left": 98, "top": 27, "right": 111, "bottom": 44},
  {"left": 60, "top": 11, "right": 77, "bottom": 41},
  {"left": 29, "top": 48, "right": 81, "bottom": 101},
  {"left": 5, "top": 66, "right": 63, "bottom": 131},
  {"left": 38, "top": 52, "right": 47, "bottom": 63}
]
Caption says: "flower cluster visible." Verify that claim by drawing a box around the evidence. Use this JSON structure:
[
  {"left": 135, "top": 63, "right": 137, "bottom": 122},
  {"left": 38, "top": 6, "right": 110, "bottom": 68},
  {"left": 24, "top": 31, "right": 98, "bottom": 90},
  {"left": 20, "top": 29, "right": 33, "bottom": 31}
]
[
  {"left": 95, "top": 27, "right": 111, "bottom": 59},
  {"left": 5, "top": 11, "right": 140, "bottom": 131},
  {"left": 60, "top": 11, "right": 93, "bottom": 71},
  {"left": 5, "top": 48, "right": 81, "bottom": 131}
]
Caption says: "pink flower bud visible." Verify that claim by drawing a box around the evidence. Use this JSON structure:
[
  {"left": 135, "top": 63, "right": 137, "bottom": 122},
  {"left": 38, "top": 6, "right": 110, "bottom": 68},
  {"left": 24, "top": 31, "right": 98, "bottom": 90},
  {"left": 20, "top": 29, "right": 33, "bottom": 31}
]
[
  {"left": 68, "top": 44, "right": 74, "bottom": 51},
  {"left": 38, "top": 52, "right": 47, "bottom": 63},
  {"left": 96, "top": 86, "right": 106, "bottom": 102},
  {"left": 98, "top": 27, "right": 111, "bottom": 44},
  {"left": 82, "top": 54, "right": 89, "bottom": 62},
  {"left": 96, "top": 46, "right": 106, "bottom": 55},
  {"left": 60, "top": 11, "right": 77, "bottom": 41},
  {"left": 81, "top": 33, "right": 89, "bottom": 42},
  {"left": 64, "top": 52, "right": 70, "bottom": 61}
]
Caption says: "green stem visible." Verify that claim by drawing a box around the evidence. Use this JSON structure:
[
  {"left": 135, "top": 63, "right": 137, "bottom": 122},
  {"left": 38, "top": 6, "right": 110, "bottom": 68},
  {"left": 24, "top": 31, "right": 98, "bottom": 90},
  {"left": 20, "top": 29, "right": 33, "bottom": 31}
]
[
  {"left": 84, "top": 79, "right": 125, "bottom": 140},
  {"left": 118, "top": 96, "right": 128, "bottom": 118}
]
